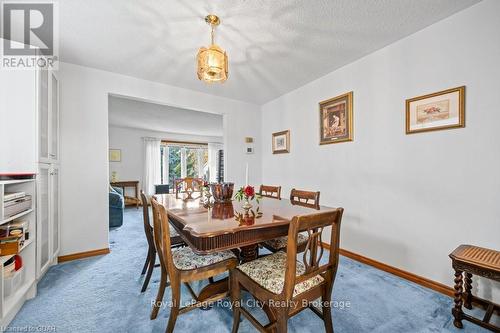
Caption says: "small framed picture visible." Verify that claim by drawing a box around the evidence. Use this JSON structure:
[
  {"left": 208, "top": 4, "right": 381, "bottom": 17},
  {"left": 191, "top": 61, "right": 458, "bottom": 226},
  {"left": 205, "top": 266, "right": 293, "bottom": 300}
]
[
  {"left": 319, "top": 92, "right": 353, "bottom": 145},
  {"left": 246, "top": 146, "right": 254, "bottom": 154},
  {"left": 406, "top": 86, "right": 465, "bottom": 134},
  {"left": 272, "top": 130, "right": 290, "bottom": 154},
  {"left": 109, "top": 149, "right": 121, "bottom": 162}
]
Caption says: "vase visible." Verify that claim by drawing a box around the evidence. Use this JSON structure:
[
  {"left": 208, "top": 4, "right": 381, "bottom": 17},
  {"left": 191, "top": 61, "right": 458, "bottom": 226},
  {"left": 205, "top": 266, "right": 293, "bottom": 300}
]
[{"left": 242, "top": 198, "right": 253, "bottom": 210}]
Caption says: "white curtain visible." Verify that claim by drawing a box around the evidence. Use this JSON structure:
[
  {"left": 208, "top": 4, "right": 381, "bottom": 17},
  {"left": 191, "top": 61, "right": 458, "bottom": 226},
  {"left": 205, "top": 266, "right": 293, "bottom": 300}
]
[
  {"left": 180, "top": 147, "right": 187, "bottom": 178},
  {"left": 163, "top": 145, "right": 169, "bottom": 185},
  {"left": 197, "top": 149, "right": 204, "bottom": 178},
  {"left": 208, "top": 143, "right": 223, "bottom": 182},
  {"left": 143, "top": 137, "right": 161, "bottom": 195}
]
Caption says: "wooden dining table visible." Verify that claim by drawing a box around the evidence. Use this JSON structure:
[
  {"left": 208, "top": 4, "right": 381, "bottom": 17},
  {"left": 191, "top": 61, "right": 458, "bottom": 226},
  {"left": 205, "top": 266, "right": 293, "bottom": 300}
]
[
  {"left": 155, "top": 193, "right": 337, "bottom": 321},
  {"left": 156, "top": 193, "right": 336, "bottom": 262}
]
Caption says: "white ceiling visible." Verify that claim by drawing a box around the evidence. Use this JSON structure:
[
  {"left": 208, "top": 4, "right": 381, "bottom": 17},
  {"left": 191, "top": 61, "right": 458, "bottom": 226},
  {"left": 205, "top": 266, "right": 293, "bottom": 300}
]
[
  {"left": 59, "top": 1, "right": 480, "bottom": 103},
  {"left": 108, "top": 95, "right": 223, "bottom": 137}
]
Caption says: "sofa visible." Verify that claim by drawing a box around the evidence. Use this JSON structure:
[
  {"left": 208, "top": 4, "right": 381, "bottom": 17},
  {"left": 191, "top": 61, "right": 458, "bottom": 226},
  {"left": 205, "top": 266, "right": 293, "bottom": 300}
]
[{"left": 109, "top": 186, "right": 124, "bottom": 228}]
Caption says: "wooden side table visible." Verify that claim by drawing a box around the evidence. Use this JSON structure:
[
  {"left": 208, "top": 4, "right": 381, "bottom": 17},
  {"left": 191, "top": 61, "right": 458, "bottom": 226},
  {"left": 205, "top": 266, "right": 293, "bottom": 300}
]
[
  {"left": 449, "top": 244, "right": 500, "bottom": 332},
  {"left": 110, "top": 180, "right": 140, "bottom": 209}
]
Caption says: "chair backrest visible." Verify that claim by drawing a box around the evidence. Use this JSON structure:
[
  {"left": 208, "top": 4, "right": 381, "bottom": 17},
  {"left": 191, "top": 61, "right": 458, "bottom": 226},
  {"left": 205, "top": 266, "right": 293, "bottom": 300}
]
[
  {"left": 259, "top": 185, "right": 281, "bottom": 199},
  {"left": 175, "top": 177, "right": 204, "bottom": 198},
  {"left": 150, "top": 196, "right": 177, "bottom": 276},
  {"left": 289, "top": 188, "right": 320, "bottom": 209},
  {"left": 282, "top": 208, "right": 344, "bottom": 300},
  {"left": 140, "top": 191, "right": 155, "bottom": 252}
]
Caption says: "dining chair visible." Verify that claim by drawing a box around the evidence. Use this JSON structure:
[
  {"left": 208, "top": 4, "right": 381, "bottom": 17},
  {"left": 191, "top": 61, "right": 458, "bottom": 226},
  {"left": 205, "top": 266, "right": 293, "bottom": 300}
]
[
  {"left": 262, "top": 189, "right": 321, "bottom": 253},
  {"left": 150, "top": 197, "right": 239, "bottom": 332},
  {"left": 290, "top": 188, "right": 320, "bottom": 209},
  {"left": 174, "top": 177, "right": 204, "bottom": 199},
  {"left": 139, "top": 191, "right": 185, "bottom": 292},
  {"left": 230, "top": 208, "right": 344, "bottom": 333},
  {"left": 259, "top": 185, "right": 281, "bottom": 199}
]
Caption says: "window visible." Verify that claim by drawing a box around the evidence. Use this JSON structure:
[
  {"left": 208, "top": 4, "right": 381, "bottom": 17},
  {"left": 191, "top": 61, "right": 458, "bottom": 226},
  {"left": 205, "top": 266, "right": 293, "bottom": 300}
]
[{"left": 160, "top": 142, "right": 210, "bottom": 190}]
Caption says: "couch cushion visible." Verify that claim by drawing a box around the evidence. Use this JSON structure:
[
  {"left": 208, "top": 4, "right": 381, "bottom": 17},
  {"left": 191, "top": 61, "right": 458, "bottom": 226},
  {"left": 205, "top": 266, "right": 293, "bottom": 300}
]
[
  {"left": 171, "top": 246, "right": 236, "bottom": 271},
  {"left": 237, "top": 251, "right": 324, "bottom": 296},
  {"left": 264, "top": 232, "right": 309, "bottom": 251}
]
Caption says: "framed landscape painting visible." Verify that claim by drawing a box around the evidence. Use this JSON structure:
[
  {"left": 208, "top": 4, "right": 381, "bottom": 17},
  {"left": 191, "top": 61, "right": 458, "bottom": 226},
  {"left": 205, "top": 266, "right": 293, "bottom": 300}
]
[
  {"left": 272, "top": 130, "right": 290, "bottom": 154},
  {"left": 319, "top": 91, "right": 353, "bottom": 145},
  {"left": 406, "top": 86, "right": 465, "bottom": 134}
]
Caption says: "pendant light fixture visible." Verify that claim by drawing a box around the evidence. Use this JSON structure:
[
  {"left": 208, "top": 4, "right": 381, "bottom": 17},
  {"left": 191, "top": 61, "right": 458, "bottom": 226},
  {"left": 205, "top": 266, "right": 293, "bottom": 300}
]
[{"left": 197, "top": 14, "right": 228, "bottom": 83}]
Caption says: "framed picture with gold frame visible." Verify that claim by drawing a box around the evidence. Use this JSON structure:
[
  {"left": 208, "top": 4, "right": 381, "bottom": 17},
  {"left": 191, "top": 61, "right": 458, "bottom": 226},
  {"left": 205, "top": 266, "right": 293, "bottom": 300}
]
[
  {"left": 109, "top": 149, "right": 121, "bottom": 162},
  {"left": 319, "top": 91, "right": 353, "bottom": 145},
  {"left": 406, "top": 86, "right": 465, "bottom": 134},
  {"left": 272, "top": 130, "right": 290, "bottom": 154}
]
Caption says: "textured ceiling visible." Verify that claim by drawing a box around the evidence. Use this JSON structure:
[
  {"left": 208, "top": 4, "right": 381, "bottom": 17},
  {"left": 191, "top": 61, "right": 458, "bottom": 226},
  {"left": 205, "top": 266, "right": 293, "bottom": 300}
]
[
  {"left": 108, "top": 96, "right": 223, "bottom": 137},
  {"left": 57, "top": 0, "right": 480, "bottom": 104}
]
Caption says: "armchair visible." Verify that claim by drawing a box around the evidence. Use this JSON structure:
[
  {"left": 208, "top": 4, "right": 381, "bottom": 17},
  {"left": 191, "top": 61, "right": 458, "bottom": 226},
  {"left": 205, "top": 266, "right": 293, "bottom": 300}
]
[{"left": 109, "top": 186, "right": 124, "bottom": 228}]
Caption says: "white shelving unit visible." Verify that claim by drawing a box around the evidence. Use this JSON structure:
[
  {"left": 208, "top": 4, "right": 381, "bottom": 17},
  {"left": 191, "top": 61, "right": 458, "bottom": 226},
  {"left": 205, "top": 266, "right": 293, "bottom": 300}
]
[{"left": 0, "top": 179, "right": 37, "bottom": 326}]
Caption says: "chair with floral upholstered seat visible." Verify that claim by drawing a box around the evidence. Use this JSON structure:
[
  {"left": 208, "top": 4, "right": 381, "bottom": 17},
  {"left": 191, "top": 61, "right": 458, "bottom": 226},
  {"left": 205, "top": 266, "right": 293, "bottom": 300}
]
[
  {"left": 139, "top": 191, "right": 185, "bottom": 293},
  {"left": 149, "top": 197, "right": 238, "bottom": 333},
  {"left": 230, "top": 208, "right": 344, "bottom": 333},
  {"left": 262, "top": 188, "right": 321, "bottom": 254}
]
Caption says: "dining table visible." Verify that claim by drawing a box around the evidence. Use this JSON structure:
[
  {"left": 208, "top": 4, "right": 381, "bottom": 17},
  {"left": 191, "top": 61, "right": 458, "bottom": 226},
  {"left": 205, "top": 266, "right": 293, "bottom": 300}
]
[
  {"left": 155, "top": 193, "right": 337, "bottom": 320},
  {"left": 156, "top": 193, "right": 336, "bottom": 262}
]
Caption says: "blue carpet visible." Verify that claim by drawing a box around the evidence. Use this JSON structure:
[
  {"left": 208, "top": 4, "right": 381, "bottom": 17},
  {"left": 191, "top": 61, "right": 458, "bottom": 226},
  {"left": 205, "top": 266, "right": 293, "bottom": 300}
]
[{"left": 8, "top": 208, "right": 493, "bottom": 332}]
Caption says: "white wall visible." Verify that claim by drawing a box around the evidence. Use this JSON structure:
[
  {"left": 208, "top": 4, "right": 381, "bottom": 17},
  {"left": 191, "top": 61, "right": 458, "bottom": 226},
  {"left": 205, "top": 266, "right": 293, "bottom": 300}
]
[
  {"left": 59, "top": 63, "right": 261, "bottom": 256},
  {"left": 0, "top": 40, "right": 37, "bottom": 174},
  {"left": 108, "top": 125, "right": 222, "bottom": 195},
  {"left": 261, "top": 0, "right": 500, "bottom": 297}
]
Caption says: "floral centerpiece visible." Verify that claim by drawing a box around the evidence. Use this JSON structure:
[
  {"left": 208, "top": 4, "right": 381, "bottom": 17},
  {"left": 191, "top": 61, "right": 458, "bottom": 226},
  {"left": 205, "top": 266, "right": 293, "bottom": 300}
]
[{"left": 234, "top": 185, "right": 261, "bottom": 210}]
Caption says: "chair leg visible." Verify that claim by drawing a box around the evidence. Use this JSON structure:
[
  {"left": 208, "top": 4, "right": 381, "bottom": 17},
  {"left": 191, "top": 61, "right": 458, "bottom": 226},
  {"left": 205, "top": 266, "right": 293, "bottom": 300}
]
[
  {"left": 151, "top": 269, "right": 168, "bottom": 320},
  {"left": 141, "top": 252, "right": 156, "bottom": 293},
  {"left": 322, "top": 292, "right": 334, "bottom": 333},
  {"left": 141, "top": 249, "right": 150, "bottom": 275},
  {"left": 166, "top": 280, "right": 181, "bottom": 333},
  {"left": 275, "top": 309, "right": 288, "bottom": 333},
  {"left": 230, "top": 272, "right": 241, "bottom": 333}
]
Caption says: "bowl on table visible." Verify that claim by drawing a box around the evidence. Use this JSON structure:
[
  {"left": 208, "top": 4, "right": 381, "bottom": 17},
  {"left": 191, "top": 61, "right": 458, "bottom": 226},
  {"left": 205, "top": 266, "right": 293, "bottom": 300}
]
[{"left": 209, "top": 182, "right": 234, "bottom": 202}]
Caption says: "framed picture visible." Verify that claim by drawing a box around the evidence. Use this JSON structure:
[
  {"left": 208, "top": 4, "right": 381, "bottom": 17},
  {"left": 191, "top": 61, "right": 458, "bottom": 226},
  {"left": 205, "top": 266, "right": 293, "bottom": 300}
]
[
  {"left": 109, "top": 149, "right": 121, "bottom": 162},
  {"left": 406, "top": 86, "right": 465, "bottom": 134},
  {"left": 272, "top": 130, "right": 290, "bottom": 154},
  {"left": 319, "top": 91, "right": 353, "bottom": 145}
]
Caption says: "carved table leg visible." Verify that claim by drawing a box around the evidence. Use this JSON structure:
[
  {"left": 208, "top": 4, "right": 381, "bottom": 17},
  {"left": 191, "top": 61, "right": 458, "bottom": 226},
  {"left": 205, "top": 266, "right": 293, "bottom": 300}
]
[
  {"left": 452, "top": 270, "right": 464, "bottom": 328},
  {"left": 239, "top": 244, "right": 258, "bottom": 263},
  {"left": 463, "top": 272, "right": 473, "bottom": 310}
]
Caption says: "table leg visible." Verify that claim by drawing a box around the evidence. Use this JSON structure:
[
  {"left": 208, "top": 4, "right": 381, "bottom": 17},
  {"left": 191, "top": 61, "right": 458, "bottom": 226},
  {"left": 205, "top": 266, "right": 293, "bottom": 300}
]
[
  {"left": 453, "top": 270, "right": 464, "bottom": 328},
  {"left": 240, "top": 244, "right": 258, "bottom": 263},
  {"left": 464, "top": 272, "right": 473, "bottom": 310}
]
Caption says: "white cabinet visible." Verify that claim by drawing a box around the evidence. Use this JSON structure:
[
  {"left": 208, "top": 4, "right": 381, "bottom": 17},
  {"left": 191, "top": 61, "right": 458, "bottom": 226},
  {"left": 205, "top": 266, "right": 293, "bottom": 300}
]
[
  {"left": 36, "top": 164, "right": 60, "bottom": 278},
  {"left": 36, "top": 66, "right": 60, "bottom": 278},
  {"left": 49, "top": 72, "right": 60, "bottom": 162},
  {"left": 50, "top": 165, "right": 60, "bottom": 258},
  {"left": 37, "top": 68, "right": 59, "bottom": 164},
  {"left": 36, "top": 165, "right": 51, "bottom": 277}
]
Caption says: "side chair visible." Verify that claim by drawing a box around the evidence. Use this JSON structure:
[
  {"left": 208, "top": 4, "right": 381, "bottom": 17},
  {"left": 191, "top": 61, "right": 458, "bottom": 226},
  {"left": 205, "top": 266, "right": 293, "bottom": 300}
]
[
  {"left": 259, "top": 185, "right": 281, "bottom": 200},
  {"left": 139, "top": 191, "right": 184, "bottom": 292},
  {"left": 150, "top": 197, "right": 239, "bottom": 332},
  {"left": 230, "top": 208, "right": 344, "bottom": 333},
  {"left": 262, "top": 188, "right": 321, "bottom": 253}
]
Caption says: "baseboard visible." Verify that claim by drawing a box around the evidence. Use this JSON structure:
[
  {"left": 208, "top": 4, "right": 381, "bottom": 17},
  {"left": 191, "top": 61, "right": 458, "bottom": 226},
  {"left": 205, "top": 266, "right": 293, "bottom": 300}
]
[
  {"left": 58, "top": 248, "right": 110, "bottom": 263},
  {"left": 321, "top": 242, "right": 454, "bottom": 297}
]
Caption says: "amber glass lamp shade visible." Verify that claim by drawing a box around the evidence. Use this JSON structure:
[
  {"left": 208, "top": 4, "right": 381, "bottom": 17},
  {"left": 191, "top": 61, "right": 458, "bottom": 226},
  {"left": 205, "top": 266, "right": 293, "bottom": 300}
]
[{"left": 197, "top": 44, "right": 228, "bottom": 83}]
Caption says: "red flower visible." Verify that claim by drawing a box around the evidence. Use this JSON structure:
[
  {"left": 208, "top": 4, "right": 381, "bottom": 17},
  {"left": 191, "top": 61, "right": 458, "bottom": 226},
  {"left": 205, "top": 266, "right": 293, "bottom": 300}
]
[{"left": 243, "top": 186, "right": 255, "bottom": 198}]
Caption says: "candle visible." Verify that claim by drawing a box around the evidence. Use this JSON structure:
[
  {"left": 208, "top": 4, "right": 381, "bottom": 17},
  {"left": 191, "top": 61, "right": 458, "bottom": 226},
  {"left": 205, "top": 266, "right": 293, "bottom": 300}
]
[{"left": 245, "top": 163, "right": 249, "bottom": 186}]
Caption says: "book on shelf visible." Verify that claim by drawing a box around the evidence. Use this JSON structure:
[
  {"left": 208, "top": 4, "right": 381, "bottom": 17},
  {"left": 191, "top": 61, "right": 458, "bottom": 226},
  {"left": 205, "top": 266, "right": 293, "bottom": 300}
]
[{"left": 4, "top": 192, "right": 26, "bottom": 202}]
